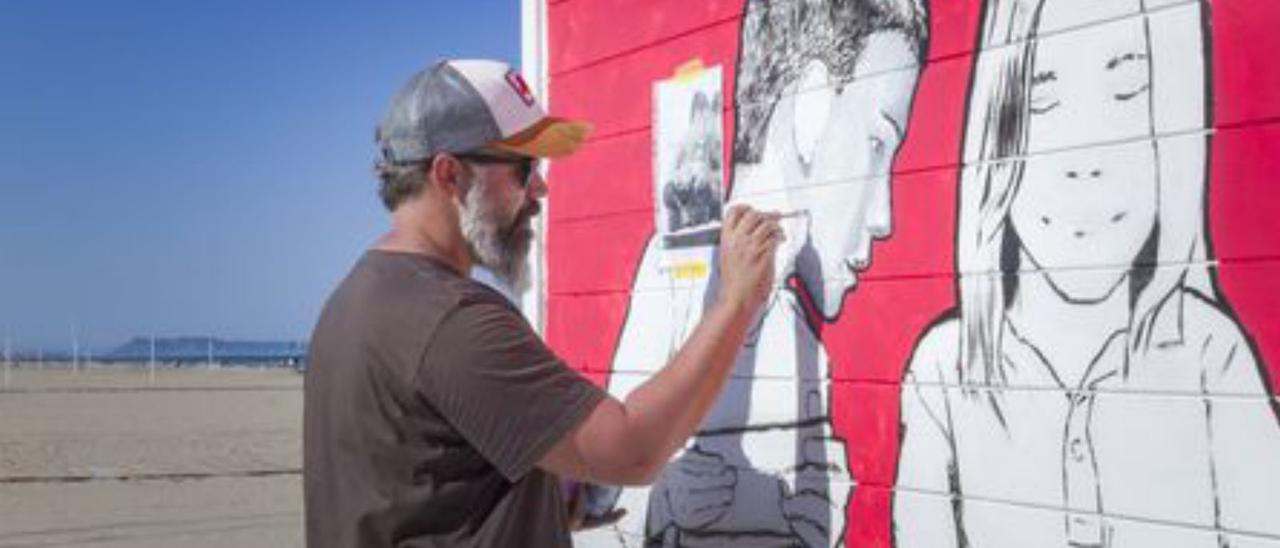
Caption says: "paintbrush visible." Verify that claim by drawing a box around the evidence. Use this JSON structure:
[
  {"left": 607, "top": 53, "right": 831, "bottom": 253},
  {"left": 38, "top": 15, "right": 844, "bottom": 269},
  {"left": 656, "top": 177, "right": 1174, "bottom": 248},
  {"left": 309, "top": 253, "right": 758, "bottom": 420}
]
[{"left": 703, "top": 209, "right": 808, "bottom": 244}]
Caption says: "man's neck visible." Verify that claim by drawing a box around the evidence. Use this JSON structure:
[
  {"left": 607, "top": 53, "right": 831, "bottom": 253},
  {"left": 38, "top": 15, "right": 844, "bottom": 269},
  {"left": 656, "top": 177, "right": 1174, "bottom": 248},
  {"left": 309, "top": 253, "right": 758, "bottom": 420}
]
[{"left": 375, "top": 203, "right": 472, "bottom": 275}]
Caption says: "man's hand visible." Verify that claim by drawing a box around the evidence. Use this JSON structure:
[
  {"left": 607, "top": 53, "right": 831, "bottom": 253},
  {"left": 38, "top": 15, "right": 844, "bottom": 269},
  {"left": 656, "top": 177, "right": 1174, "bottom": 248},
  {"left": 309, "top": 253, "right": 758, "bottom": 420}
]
[
  {"left": 537, "top": 210, "right": 785, "bottom": 488},
  {"left": 718, "top": 205, "right": 783, "bottom": 312},
  {"left": 565, "top": 481, "right": 627, "bottom": 532}
]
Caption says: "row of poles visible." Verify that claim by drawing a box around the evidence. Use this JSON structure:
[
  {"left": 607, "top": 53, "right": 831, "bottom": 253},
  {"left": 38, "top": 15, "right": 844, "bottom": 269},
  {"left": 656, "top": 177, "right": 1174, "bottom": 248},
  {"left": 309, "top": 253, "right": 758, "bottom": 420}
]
[{"left": 0, "top": 329, "right": 222, "bottom": 390}]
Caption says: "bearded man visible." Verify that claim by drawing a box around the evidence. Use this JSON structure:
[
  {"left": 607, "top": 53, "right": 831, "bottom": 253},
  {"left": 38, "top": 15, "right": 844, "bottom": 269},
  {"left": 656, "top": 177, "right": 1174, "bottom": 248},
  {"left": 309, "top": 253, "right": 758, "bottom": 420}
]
[{"left": 302, "top": 59, "right": 784, "bottom": 548}]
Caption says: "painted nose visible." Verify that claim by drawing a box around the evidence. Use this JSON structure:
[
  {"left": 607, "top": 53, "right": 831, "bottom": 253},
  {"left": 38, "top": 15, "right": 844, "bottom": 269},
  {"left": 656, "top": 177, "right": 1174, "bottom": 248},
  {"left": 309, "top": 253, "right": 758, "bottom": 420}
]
[{"left": 866, "top": 176, "right": 892, "bottom": 238}]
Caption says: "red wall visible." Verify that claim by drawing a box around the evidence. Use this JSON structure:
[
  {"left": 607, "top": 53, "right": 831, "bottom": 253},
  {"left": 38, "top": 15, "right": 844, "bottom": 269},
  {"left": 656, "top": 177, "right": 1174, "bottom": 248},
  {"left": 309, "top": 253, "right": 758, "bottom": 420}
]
[{"left": 544, "top": 1, "right": 1280, "bottom": 545}]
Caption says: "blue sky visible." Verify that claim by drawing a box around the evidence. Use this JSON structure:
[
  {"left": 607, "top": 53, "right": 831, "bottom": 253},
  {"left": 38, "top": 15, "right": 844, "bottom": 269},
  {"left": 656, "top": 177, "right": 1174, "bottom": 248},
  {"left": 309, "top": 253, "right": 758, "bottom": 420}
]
[{"left": 0, "top": 1, "right": 521, "bottom": 351}]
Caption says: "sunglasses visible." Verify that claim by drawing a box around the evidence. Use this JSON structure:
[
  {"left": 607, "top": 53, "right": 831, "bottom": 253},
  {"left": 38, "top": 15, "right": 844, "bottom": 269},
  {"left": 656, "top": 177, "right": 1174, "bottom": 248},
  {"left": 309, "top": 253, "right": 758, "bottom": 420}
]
[{"left": 454, "top": 152, "right": 540, "bottom": 188}]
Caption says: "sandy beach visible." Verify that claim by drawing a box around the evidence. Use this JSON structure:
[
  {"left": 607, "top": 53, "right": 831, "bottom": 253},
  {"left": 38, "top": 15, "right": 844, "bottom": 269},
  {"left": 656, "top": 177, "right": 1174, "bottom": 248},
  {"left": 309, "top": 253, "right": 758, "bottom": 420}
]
[{"left": 0, "top": 366, "right": 303, "bottom": 547}]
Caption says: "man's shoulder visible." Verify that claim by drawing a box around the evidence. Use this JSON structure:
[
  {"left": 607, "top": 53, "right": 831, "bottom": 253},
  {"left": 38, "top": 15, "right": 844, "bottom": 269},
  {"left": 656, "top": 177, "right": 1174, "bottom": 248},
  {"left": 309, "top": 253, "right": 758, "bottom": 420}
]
[
  {"left": 436, "top": 288, "right": 535, "bottom": 353},
  {"left": 312, "top": 252, "right": 498, "bottom": 362},
  {"left": 353, "top": 250, "right": 513, "bottom": 307},
  {"left": 330, "top": 252, "right": 463, "bottom": 317}
]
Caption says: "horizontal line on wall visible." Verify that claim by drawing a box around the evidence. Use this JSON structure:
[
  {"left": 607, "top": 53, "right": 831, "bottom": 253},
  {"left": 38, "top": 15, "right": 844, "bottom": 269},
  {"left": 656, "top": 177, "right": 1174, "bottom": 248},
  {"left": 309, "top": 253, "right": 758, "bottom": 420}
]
[
  {"left": 603, "top": 478, "right": 1276, "bottom": 542},
  {"left": 555, "top": 120, "right": 1280, "bottom": 224},
  {"left": 550, "top": 0, "right": 1200, "bottom": 97},
  {"left": 596, "top": 370, "right": 1280, "bottom": 402},
  {"left": 550, "top": 13, "right": 742, "bottom": 79},
  {"left": 548, "top": 205, "right": 653, "bottom": 225},
  {"left": 551, "top": 0, "right": 1203, "bottom": 124},
  {"left": 900, "top": 380, "right": 1280, "bottom": 402},
  {"left": 556, "top": 257, "right": 1280, "bottom": 299},
  {"left": 893, "top": 483, "right": 1280, "bottom": 543},
  {"left": 1217, "top": 114, "right": 1280, "bottom": 132}
]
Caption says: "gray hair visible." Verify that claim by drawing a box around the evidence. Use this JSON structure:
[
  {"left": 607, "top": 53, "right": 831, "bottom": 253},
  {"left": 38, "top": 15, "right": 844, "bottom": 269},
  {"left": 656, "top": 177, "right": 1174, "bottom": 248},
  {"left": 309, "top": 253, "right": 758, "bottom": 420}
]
[{"left": 375, "top": 161, "right": 429, "bottom": 211}]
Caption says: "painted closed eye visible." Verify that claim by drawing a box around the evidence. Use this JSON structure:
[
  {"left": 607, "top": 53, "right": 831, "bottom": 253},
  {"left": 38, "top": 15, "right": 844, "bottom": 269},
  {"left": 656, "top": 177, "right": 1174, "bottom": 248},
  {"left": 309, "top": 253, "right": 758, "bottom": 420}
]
[
  {"left": 1029, "top": 70, "right": 1060, "bottom": 115},
  {"left": 874, "top": 110, "right": 904, "bottom": 162},
  {"left": 1106, "top": 52, "right": 1150, "bottom": 101}
]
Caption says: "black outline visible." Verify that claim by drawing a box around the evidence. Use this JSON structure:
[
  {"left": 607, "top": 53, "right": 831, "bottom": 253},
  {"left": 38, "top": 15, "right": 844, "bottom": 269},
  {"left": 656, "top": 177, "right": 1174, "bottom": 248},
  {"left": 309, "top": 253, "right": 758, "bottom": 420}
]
[
  {"left": 600, "top": 0, "right": 932, "bottom": 544},
  {"left": 893, "top": 2, "right": 1280, "bottom": 547}
]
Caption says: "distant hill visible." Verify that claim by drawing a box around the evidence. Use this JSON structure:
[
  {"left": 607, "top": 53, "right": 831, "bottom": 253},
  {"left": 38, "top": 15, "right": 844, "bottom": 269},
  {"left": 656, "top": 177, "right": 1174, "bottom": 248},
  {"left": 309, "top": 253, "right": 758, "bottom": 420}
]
[{"left": 102, "top": 337, "right": 306, "bottom": 363}]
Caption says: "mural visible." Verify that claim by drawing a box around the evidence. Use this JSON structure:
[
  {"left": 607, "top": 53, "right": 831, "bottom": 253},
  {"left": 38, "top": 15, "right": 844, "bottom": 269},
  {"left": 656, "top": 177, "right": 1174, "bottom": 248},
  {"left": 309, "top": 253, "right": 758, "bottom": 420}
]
[
  {"left": 602, "top": 0, "right": 928, "bottom": 545},
  {"left": 893, "top": 0, "right": 1280, "bottom": 546},
  {"left": 541, "top": 0, "right": 1280, "bottom": 546}
]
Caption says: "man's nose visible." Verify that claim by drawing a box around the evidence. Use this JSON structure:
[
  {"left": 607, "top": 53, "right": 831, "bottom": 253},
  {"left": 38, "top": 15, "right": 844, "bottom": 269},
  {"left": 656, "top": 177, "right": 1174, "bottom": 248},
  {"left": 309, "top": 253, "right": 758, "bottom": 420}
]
[{"left": 527, "top": 168, "right": 549, "bottom": 200}]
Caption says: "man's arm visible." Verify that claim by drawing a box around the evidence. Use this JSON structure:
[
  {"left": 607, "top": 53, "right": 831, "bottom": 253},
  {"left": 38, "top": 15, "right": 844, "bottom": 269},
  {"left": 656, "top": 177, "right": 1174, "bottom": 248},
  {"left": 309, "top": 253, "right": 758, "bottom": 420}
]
[{"left": 539, "top": 205, "right": 782, "bottom": 486}]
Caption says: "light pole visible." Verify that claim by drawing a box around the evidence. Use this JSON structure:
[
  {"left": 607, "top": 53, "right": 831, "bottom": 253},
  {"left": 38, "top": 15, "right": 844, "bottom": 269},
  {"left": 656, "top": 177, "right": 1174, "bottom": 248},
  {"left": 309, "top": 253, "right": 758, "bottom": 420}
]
[
  {"left": 206, "top": 336, "right": 215, "bottom": 370},
  {"left": 70, "top": 322, "right": 80, "bottom": 375},
  {"left": 148, "top": 332, "right": 157, "bottom": 386},
  {"left": 3, "top": 330, "right": 11, "bottom": 390}
]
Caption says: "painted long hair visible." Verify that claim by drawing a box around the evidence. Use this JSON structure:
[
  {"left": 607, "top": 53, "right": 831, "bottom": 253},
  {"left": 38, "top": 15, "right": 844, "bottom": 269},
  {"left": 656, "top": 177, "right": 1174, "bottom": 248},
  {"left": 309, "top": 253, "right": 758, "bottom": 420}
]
[{"left": 956, "top": 0, "right": 1216, "bottom": 385}]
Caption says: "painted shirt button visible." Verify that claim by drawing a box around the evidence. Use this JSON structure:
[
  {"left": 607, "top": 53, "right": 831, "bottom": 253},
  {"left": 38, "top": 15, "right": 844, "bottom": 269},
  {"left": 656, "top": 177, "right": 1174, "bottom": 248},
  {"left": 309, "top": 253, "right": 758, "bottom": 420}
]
[{"left": 1069, "top": 437, "right": 1086, "bottom": 462}]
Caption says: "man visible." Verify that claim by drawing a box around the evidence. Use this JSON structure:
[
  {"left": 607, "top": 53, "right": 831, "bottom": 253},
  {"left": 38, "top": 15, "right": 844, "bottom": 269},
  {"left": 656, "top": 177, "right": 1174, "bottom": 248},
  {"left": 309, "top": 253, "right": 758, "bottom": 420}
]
[{"left": 303, "top": 59, "right": 783, "bottom": 547}]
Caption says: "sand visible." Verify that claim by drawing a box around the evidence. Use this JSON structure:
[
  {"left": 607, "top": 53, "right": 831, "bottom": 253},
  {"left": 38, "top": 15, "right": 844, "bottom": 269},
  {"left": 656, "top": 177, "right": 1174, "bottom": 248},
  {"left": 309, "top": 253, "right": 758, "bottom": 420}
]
[{"left": 0, "top": 366, "right": 303, "bottom": 547}]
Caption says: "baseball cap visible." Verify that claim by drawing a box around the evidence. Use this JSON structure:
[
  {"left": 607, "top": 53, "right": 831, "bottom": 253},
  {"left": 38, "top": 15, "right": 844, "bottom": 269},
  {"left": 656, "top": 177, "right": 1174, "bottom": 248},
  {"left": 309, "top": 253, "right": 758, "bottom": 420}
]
[{"left": 376, "top": 59, "right": 592, "bottom": 165}]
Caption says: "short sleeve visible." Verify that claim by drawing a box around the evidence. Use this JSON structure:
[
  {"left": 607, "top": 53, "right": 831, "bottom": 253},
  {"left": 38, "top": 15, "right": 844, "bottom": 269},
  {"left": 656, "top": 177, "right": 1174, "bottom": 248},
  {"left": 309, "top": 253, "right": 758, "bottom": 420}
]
[{"left": 418, "top": 300, "right": 606, "bottom": 481}]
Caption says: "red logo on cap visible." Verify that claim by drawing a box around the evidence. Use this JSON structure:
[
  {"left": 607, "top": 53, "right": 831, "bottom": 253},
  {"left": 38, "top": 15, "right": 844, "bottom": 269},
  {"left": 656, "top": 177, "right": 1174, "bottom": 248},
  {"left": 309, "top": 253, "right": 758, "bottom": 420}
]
[{"left": 505, "top": 70, "right": 537, "bottom": 107}]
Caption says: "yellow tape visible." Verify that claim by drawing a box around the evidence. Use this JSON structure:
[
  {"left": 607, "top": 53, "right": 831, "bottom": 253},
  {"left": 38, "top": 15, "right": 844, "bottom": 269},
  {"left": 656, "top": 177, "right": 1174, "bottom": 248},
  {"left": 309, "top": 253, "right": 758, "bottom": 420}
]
[
  {"left": 671, "top": 58, "right": 707, "bottom": 83},
  {"left": 671, "top": 260, "right": 709, "bottom": 280}
]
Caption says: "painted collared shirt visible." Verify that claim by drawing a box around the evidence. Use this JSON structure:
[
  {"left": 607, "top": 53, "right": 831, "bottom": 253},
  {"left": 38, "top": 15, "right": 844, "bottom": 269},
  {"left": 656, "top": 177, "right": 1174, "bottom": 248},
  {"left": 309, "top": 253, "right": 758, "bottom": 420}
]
[
  {"left": 895, "top": 290, "right": 1280, "bottom": 548},
  {"left": 600, "top": 234, "right": 851, "bottom": 546}
]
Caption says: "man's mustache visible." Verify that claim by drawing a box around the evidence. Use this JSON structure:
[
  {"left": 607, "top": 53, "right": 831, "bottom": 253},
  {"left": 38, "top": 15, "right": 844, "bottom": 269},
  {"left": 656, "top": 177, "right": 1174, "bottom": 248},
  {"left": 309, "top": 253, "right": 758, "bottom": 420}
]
[
  {"left": 503, "top": 200, "right": 541, "bottom": 240},
  {"left": 523, "top": 199, "right": 541, "bottom": 219}
]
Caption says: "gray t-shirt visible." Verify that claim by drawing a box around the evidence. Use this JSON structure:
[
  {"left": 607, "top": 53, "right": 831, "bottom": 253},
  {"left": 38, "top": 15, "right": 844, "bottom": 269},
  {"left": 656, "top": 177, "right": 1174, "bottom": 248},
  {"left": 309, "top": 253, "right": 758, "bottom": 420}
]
[{"left": 304, "top": 250, "right": 605, "bottom": 547}]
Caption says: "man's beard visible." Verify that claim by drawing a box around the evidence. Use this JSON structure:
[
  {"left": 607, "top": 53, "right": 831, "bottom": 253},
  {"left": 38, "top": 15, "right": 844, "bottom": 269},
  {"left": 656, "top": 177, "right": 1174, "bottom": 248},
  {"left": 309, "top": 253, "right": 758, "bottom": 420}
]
[{"left": 458, "top": 178, "right": 538, "bottom": 293}]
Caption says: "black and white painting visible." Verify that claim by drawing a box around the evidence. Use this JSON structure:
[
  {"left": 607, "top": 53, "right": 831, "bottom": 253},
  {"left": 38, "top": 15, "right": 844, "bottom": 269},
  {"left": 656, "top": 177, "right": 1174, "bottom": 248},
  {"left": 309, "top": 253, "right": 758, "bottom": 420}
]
[
  {"left": 654, "top": 65, "right": 725, "bottom": 250},
  {"left": 594, "top": 0, "right": 930, "bottom": 545},
  {"left": 892, "top": 0, "right": 1280, "bottom": 546}
]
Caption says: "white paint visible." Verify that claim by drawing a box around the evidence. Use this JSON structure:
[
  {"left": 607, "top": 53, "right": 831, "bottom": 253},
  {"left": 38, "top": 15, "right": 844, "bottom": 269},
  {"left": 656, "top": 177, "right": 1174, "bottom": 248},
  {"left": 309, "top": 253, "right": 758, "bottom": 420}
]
[
  {"left": 896, "top": 1, "right": 1280, "bottom": 546},
  {"left": 520, "top": 0, "right": 548, "bottom": 331},
  {"left": 599, "top": 29, "right": 922, "bottom": 546}
]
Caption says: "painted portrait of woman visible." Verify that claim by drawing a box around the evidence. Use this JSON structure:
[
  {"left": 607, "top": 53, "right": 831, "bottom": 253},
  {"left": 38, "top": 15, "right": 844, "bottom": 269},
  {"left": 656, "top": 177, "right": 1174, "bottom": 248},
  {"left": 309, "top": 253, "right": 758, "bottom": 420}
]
[{"left": 893, "top": 0, "right": 1280, "bottom": 546}]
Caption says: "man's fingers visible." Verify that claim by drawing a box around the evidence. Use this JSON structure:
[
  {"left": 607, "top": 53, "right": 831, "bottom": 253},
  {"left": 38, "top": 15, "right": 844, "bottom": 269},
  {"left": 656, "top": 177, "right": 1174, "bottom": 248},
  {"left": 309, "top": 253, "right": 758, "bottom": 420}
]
[
  {"left": 747, "top": 212, "right": 783, "bottom": 238},
  {"left": 723, "top": 204, "right": 749, "bottom": 231},
  {"left": 751, "top": 226, "right": 785, "bottom": 259},
  {"left": 734, "top": 208, "right": 766, "bottom": 238},
  {"left": 750, "top": 220, "right": 784, "bottom": 246}
]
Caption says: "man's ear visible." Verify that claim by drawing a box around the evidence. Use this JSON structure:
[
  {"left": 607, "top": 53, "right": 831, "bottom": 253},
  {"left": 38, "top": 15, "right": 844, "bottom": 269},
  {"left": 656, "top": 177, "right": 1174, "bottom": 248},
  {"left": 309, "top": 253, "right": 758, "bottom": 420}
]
[{"left": 427, "top": 154, "right": 466, "bottom": 199}]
